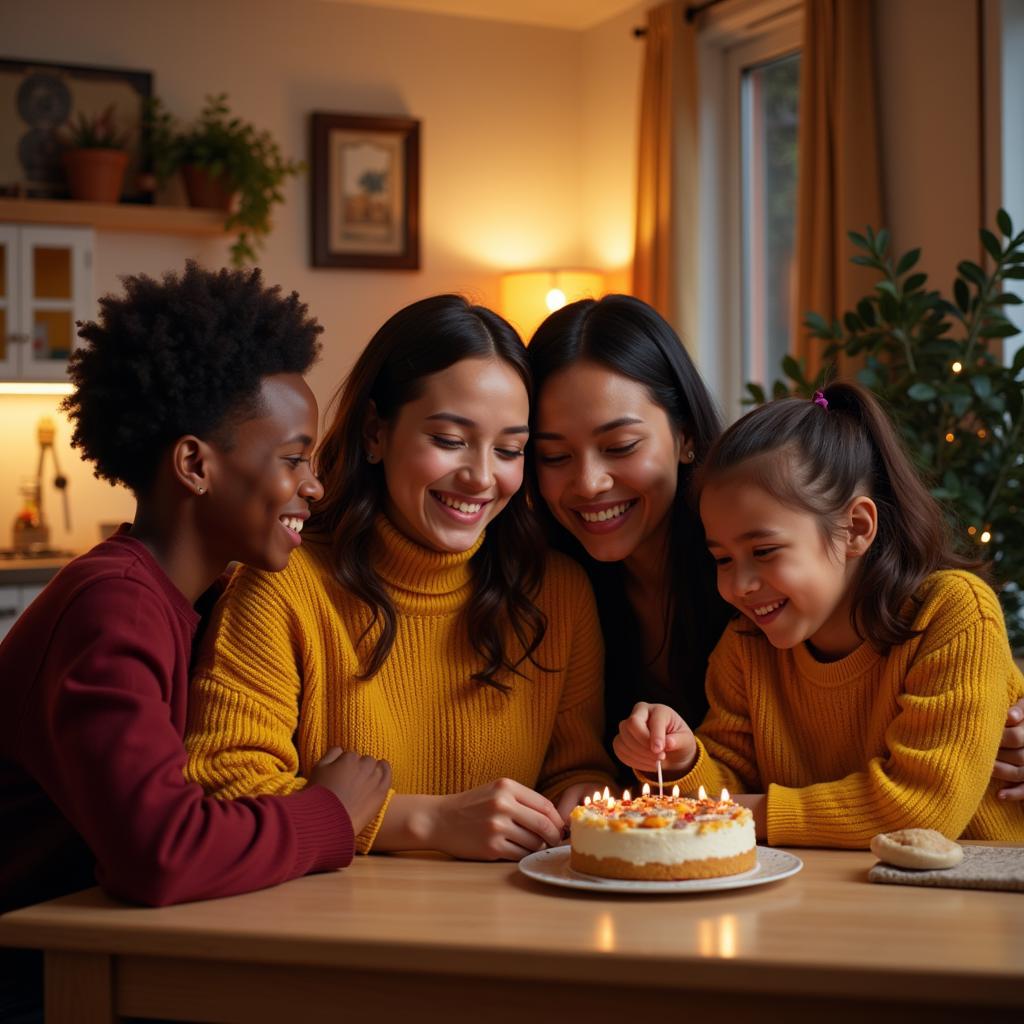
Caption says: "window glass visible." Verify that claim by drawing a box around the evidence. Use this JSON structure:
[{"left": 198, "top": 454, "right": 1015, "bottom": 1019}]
[
  {"left": 33, "top": 310, "right": 74, "bottom": 359},
  {"left": 741, "top": 52, "right": 800, "bottom": 388},
  {"left": 33, "top": 246, "right": 72, "bottom": 301}
]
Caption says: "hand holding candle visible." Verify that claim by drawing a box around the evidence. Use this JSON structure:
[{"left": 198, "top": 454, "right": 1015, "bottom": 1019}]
[{"left": 612, "top": 701, "right": 698, "bottom": 775}]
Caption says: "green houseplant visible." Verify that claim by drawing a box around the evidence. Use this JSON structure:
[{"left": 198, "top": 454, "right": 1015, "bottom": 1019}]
[
  {"left": 61, "top": 104, "right": 131, "bottom": 203},
  {"left": 746, "top": 211, "right": 1024, "bottom": 650},
  {"left": 145, "top": 94, "right": 303, "bottom": 266}
]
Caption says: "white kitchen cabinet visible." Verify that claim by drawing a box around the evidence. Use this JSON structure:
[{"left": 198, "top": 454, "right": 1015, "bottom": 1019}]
[
  {"left": 0, "top": 583, "right": 43, "bottom": 641},
  {"left": 0, "top": 224, "right": 94, "bottom": 381}
]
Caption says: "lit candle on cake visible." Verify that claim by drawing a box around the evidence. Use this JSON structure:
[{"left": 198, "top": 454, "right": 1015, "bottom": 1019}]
[
  {"left": 672, "top": 785, "right": 680, "bottom": 801},
  {"left": 642, "top": 782, "right": 651, "bottom": 797},
  {"left": 622, "top": 789, "right": 632, "bottom": 803},
  {"left": 698, "top": 785, "right": 707, "bottom": 800},
  {"left": 721, "top": 788, "right": 731, "bottom": 802}
]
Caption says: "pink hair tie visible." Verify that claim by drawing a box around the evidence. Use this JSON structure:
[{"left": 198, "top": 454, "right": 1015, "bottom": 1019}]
[{"left": 812, "top": 390, "right": 829, "bottom": 410}]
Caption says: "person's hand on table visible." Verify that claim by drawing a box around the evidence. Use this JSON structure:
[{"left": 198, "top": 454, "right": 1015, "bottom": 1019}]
[
  {"left": 430, "top": 778, "right": 564, "bottom": 861},
  {"left": 994, "top": 697, "right": 1024, "bottom": 801},
  {"left": 309, "top": 747, "right": 392, "bottom": 834},
  {"left": 613, "top": 701, "right": 697, "bottom": 776}
]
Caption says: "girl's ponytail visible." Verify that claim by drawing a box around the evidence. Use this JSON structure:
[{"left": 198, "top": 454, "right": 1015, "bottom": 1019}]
[{"left": 823, "top": 383, "right": 980, "bottom": 647}]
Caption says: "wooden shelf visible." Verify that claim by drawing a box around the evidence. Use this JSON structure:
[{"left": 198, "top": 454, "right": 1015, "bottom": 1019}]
[{"left": 0, "top": 197, "right": 225, "bottom": 236}]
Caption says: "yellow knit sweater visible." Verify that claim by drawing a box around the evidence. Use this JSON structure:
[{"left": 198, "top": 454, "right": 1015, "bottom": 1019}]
[
  {"left": 671, "top": 571, "right": 1024, "bottom": 848},
  {"left": 185, "top": 516, "right": 616, "bottom": 851}
]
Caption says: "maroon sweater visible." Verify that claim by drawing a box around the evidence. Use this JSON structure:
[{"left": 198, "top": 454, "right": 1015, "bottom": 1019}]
[{"left": 0, "top": 533, "right": 354, "bottom": 912}]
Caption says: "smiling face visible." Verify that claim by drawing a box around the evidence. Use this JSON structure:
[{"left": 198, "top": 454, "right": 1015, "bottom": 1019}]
[
  {"left": 700, "top": 473, "right": 872, "bottom": 659},
  {"left": 533, "top": 360, "right": 690, "bottom": 569},
  {"left": 203, "top": 372, "right": 324, "bottom": 572},
  {"left": 365, "top": 357, "right": 530, "bottom": 553}
]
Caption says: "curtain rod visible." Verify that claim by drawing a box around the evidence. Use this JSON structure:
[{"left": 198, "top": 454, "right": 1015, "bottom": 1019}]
[{"left": 633, "top": 0, "right": 727, "bottom": 36}]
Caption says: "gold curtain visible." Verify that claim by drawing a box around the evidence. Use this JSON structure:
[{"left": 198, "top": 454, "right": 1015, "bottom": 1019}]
[
  {"left": 632, "top": 1, "right": 698, "bottom": 344},
  {"left": 794, "top": 0, "right": 885, "bottom": 380}
]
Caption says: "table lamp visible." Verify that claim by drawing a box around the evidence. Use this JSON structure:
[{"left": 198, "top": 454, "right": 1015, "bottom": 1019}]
[{"left": 499, "top": 269, "right": 605, "bottom": 342}]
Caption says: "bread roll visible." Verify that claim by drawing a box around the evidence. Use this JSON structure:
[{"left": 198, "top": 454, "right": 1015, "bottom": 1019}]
[{"left": 869, "top": 828, "right": 963, "bottom": 870}]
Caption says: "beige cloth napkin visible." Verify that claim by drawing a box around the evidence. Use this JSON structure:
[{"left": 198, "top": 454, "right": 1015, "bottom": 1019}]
[{"left": 868, "top": 845, "right": 1024, "bottom": 892}]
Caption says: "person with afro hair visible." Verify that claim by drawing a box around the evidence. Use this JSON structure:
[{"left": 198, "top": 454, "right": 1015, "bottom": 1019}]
[{"left": 0, "top": 262, "right": 390, "bottom": 1019}]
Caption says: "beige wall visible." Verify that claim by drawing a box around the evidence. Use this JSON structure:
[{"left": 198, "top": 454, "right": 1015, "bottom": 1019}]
[
  {"left": 1, "top": 0, "right": 639, "bottom": 552},
  {"left": 0, "top": 0, "right": 994, "bottom": 554}
]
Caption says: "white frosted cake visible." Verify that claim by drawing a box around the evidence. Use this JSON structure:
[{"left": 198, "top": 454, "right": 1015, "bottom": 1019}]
[{"left": 569, "top": 788, "right": 756, "bottom": 880}]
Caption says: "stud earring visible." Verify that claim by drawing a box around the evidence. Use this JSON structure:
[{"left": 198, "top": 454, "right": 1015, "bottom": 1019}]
[
  {"left": 366, "top": 452, "right": 379, "bottom": 464},
  {"left": 196, "top": 485, "right": 205, "bottom": 495},
  {"left": 687, "top": 450, "right": 695, "bottom": 462}
]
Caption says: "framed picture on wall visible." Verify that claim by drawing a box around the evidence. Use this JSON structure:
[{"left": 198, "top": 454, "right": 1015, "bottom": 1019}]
[
  {"left": 0, "top": 58, "right": 153, "bottom": 202},
  {"left": 311, "top": 112, "right": 420, "bottom": 269}
]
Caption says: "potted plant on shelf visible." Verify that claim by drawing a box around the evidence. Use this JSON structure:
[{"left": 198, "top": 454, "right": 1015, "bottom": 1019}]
[
  {"left": 60, "top": 104, "right": 131, "bottom": 203},
  {"left": 145, "top": 94, "right": 303, "bottom": 266}
]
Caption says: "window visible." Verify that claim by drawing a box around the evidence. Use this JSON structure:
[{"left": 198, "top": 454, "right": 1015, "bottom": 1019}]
[
  {"left": 999, "top": 0, "right": 1024, "bottom": 366},
  {"left": 740, "top": 51, "right": 800, "bottom": 388},
  {"left": 696, "top": 3, "right": 802, "bottom": 419}
]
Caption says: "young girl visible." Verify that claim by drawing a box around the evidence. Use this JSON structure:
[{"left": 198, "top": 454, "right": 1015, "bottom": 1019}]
[
  {"left": 613, "top": 382, "right": 1024, "bottom": 846},
  {"left": 184, "top": 295, "right": 616, "bottom": 860}
]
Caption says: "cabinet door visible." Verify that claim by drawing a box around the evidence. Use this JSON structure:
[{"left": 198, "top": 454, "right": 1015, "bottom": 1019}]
[
  {"left": 0, "top": 225, "right": 17, "bottom": 378},
  {"left": 0, "top": 585, "right": 20, "bottom": 641},
  {"left": 0, "top": 584, "right": 45, "bottom": 641},
  {"left": 18, "top": 226, "right": 94, "bottom": 381}
]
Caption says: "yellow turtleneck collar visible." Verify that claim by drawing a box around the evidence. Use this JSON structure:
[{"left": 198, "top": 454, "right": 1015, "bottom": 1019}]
[{"left": 370, "top": 514, "right": 485, "bottom": 600}]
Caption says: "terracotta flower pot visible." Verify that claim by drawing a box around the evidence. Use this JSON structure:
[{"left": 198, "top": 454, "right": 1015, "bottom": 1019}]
[
  {"left": 62, "top": 148, "right": 130, "bottom": 203},
  {"left": 182, "top": 164, "right": 236, "bottom": 210}
]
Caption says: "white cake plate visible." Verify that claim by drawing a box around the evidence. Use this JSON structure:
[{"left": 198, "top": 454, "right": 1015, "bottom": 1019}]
[{"left": 517, "top": 845, "right": 802, "bottom": 894}]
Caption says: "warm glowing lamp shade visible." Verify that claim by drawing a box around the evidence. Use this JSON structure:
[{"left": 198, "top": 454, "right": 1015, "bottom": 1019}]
[{"left": 500, "top": 270, "right": 605, "bottom": 342}]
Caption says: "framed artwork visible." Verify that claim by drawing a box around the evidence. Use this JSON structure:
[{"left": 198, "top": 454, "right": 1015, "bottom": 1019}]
[
  {"left": 311, "top": 112, "right": 420, "bottom": 269},
  {"left": 0, "top": 58, "right": 153, "bottom": 202}
]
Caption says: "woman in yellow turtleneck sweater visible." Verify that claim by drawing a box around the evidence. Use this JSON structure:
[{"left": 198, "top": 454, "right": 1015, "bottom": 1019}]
[{"left": 185, "top": 296, "right": 616, "bottom": 858}]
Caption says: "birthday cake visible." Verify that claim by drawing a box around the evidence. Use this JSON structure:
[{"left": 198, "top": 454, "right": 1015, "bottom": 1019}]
[{"left": 568, "top": 786, "right": 756, "bottom": 880}]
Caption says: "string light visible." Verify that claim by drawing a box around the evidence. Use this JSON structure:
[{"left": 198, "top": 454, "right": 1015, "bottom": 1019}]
[
  {"left": 951, "top": 361, "right": 963, "bottom": 373},
  {"left": 980, "top": 530, "right": 992, "bottom": 544},
  {"left": 968, "top": 526, "right": 977, "bottom": 536},
  {"left": 977, "top": 429, "right": 987, "bottom": 439},
  {"left": 945, "top": 432, "right": 955, "bottom": 443}
]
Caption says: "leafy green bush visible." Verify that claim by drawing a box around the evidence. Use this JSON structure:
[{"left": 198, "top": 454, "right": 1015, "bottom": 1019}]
[{"left": 746, "top": 211, "right": 1024, "bottom": 650}]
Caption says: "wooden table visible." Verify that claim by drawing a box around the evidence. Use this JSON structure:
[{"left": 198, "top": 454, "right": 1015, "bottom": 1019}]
[{"left": 0, "top": 846, "right": 1021, "bottom": 1023}]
